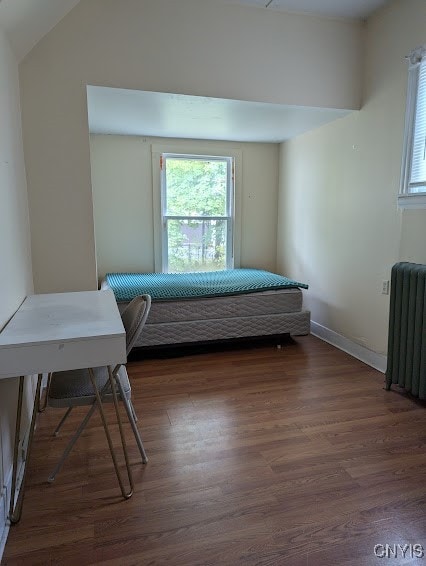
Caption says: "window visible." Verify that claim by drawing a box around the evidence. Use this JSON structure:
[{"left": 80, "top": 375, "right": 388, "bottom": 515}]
[
  {"left": 400, "top": 45, "right": 426, "bottom": 208},
  {"left": 160, "top": 153, "right": 234, "bottom": 273}
]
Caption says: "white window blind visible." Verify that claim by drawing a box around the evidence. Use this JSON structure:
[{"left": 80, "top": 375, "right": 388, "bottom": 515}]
[
  {"left": 399, "top": 45, "right": 426, "bottom": 208},
  {"left": 408, "top": 60, "right": 426, "bottom": 193}
]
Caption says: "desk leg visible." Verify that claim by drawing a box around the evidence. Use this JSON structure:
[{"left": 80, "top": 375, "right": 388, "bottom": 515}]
[
  {"left": 88, "top": 368, "right": 134, "bottom": 499},
  {"left": 9, "top": 374, "right": 43, "bottom": 524},
  {"left": 38, "top": 372, "right": 52, "bottom": 413}
]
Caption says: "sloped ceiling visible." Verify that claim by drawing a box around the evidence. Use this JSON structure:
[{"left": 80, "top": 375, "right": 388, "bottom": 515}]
[
  {"left": 0, "top": 0, "right": 81, "bottom": 61},
  {"left": 0, "top": 0, "right": 385, "bottom": 142}
]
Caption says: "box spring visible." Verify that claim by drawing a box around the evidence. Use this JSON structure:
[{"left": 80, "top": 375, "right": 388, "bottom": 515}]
[{"left": 105, "top": 286, "right": 310, "bottom": 348}]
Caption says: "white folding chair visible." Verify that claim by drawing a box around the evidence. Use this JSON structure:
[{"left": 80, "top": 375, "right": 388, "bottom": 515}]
[{"left": 45, "top": 294, "right": 151, "bottom": 498}]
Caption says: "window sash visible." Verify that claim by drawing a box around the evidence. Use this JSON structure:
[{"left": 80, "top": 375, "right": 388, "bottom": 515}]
[
  {"left": 400, "top": 48, "right": 426, "bottom": 205},
  {"left": 161, "top": 153, "right": 234, "bottom": 273},
  {"left": 408, "top": 60, "right": 426, "bottom": 192}
]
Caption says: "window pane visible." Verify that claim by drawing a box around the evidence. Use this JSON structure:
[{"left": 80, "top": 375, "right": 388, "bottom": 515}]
[
  {"left": 165, "top": 158, "right": 227, "bottom": 216},
  {"left": 166, "top": 218, "right": 228, "bottom": 272},
  {"left": 409, "top": 61, "right": 426, "bottom": 191}
]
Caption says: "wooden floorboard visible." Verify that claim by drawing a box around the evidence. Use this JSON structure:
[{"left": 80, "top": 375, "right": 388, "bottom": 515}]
[{"left": 3, "top": 335, "right": 426, "bottom": 565}]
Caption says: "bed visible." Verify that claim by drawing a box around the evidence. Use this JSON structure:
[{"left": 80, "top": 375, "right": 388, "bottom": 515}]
[{"left": 101, "top": 269, "right": 310, "bottom": 350}]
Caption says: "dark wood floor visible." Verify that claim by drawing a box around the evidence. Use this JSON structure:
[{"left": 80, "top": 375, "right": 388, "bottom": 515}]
[{"left": 3, "top": 335, "right": 426, "bottom": 565}]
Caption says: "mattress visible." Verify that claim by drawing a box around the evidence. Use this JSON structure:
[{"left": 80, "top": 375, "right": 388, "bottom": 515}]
[{"left": 104, "top": 269, "right": 308, "bottom": 302}]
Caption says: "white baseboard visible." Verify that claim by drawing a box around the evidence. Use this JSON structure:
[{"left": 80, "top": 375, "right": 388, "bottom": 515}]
[{"left": 310, "top": 321, "right": 387, "bottom": 373}]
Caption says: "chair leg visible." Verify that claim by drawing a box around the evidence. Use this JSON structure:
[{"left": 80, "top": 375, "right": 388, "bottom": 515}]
[
  {"left": 47, "top": 369, "right": 147, "bottom": 494},
  {"left": 48, "top": 403, "right": 97, "bottom": 482},
  {"left": 53, "top": 407, "right": 73, "bottom": 436},
  {"left": 114, "top": 376, "right": 148, "bottom": 464},
  {"left": 89, "top": 367, "right": 134, "bottom": 499},
  {"left": 129, "top": 400, "right": 138, "bottom": 423},
  {"left": 48, "top": 375, "right": 123, "bottom": 483}
]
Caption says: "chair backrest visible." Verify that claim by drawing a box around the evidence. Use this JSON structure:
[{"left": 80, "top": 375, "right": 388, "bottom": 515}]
[{"left": 120, "top": 294, "right": 152, "bottom": 356}]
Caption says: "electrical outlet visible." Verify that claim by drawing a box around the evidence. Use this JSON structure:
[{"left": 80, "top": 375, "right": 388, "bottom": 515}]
[{"left": 382, "top": 280, "right": 390, "bottom": 295}]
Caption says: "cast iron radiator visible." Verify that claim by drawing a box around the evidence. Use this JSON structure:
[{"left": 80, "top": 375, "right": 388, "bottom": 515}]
[{"left": 385, "top": 262, "right": 426, "bottom": 399}]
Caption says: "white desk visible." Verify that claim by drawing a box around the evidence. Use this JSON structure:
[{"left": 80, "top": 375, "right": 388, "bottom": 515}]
[
  {"left": 0, "top": 290, "right": 126, "bottom": 377},
  {"left": 0, "top": 290, "right": 127, "bottom": 523}
]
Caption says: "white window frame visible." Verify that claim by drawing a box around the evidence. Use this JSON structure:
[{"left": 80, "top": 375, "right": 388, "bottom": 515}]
[
  {"left": 151, "top": 143, "right": 242, "bottom": 273},
  {"left": 399, "top": 45, "right": 426, "bottom": 209}
]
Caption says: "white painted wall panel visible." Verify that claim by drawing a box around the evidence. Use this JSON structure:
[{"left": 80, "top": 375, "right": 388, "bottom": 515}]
[
  {"left": 276, "top": 0, "right": 426, "bottom": 356},
  {"left": 90, "top": 135, "right": 280, "bottom": 280},
  {"left": 19, "top": 0, "right": 363, "bottom": 293},
  {"left": 0, "top": 29, "right": 34, "bottom": 553}
]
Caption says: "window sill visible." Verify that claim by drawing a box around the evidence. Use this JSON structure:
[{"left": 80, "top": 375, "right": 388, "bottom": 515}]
[{"left": 398, "top": 194, "right": 426, "bottom": 209}]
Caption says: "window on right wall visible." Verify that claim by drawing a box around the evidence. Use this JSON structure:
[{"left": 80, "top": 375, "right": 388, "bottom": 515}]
[{"left": 400, "top": 45, "right": 426, "bottom": 209}]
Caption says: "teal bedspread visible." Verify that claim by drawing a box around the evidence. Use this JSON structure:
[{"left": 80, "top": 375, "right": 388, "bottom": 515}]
[{"left": 105, "top": 269, "right": 308, "bottom": 302}]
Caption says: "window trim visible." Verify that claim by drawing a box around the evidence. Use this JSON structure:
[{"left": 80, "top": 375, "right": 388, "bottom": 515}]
[
  {"left": 151, "top": 143, "right": 242, "bottom": 273},
  {"left": 399, "top": 45, "right": 426, "bottom": 209}
]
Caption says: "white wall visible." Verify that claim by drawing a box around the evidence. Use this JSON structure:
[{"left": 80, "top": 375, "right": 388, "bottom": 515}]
[
  {"left": 277, "top": 0, "right": 426, "bottom": 357},
  {"left": 19, "top": 0, "right": 364, "bottom": 293},
  {"left": 90, "top": 134, "right": 279, "bottom": 281},
  {"left": 0, "top": 29, "right": 33, "bottom": 553}
]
